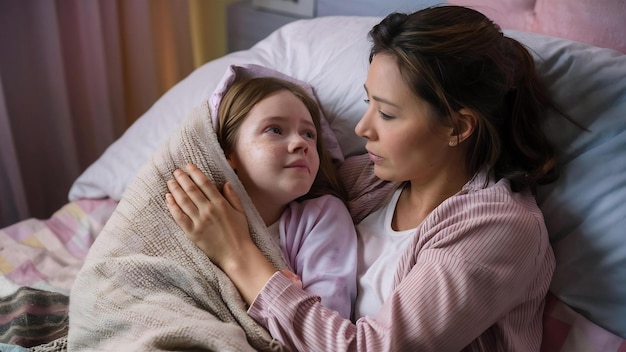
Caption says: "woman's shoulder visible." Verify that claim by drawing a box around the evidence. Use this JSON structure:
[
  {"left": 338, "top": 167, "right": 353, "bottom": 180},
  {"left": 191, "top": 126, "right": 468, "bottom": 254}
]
[
  {"left": 461, "top": 169, "right": 541, "bottom": 212},
  {"left": 446, "top": 177, "right": 546, "bottom": 233},
  {"left": 422, "top": 179, "right": 550, "bottom": 264},
  {"left": 476, "top": 178, "right": 540, "bottom": 209}
]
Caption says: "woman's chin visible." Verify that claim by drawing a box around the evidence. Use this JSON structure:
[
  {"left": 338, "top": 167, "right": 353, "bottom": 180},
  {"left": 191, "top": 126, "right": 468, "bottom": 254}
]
[{"left": 373, "top": 166, "right": 393, "bottom": 182}]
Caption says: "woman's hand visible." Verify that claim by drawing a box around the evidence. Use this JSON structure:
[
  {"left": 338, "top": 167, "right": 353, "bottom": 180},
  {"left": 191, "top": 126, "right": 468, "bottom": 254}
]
[
  {"left": 165, "top": 163, "right": 277, "bottom": 303},
  {"left": 165, "top": 163, "right": 250, "bottom": 269}
]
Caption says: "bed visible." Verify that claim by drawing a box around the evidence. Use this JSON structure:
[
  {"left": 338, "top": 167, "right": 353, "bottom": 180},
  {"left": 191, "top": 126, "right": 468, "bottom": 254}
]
[{"left": 1, "top": 1, "right": 625, "bottom": 351}]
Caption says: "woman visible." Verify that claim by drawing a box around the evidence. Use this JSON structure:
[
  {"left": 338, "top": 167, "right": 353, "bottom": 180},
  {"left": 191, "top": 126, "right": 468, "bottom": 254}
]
[{"left": 167, "top": 5, "right": 559, "bottom": 351}]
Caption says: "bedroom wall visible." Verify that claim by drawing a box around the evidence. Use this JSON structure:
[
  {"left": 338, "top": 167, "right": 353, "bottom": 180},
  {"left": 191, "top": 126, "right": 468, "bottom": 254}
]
[{"left": 227, "top": 0, "right": 441, "bottom": 52}]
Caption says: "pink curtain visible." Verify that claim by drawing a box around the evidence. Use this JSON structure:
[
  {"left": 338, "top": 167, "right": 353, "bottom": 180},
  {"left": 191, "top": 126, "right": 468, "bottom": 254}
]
[{"left": 0, "top": 0, "right": 223, "bottom": 227}]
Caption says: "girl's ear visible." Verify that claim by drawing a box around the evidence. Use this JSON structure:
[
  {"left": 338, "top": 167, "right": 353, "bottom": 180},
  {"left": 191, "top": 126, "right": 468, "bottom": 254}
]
[
  {"left": 225, "top": 152, "right": 237, "bottom": 170},
  {"left": 450, "top": 108, "right": 478, "bottom": 144}
]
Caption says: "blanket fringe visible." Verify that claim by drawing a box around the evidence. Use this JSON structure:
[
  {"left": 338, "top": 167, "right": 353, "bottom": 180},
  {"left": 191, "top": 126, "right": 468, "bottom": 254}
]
[{"left": 268, "top": 338, "right": 285, "bottom": 352}]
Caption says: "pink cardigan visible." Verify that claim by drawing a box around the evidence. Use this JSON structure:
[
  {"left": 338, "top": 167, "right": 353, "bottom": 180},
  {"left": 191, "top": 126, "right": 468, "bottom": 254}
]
[{"left": 248, "top": 154, "right": 555, "bottom": 351}]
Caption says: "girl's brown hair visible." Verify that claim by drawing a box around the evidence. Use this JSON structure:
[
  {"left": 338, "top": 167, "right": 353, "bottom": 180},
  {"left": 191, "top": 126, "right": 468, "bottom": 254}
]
[
  {"left": 369, "top": 5, "right": 561, "bottom": 193},
  {"left": 216, "top": 76, "right": 347, "bottom": 201}
]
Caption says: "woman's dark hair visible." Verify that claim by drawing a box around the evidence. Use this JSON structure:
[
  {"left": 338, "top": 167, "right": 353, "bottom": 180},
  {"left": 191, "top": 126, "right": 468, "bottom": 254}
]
[
  {"left": 369, "top": 5, "right": 560, "bottom": 193},
  {"left": 217, "top": 76, "right": 347, "bottom": 202}
]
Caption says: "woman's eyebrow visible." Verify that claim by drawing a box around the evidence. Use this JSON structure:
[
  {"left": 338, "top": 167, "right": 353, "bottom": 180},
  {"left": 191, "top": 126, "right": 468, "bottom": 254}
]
[{"left": 364, "top": 84, "right": 400, "bottom": 108}]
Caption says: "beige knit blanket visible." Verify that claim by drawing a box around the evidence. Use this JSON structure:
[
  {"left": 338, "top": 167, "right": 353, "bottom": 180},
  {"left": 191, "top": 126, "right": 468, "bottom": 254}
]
[{"left": 68, "top": 102, "right": 288, "bottom": 351}]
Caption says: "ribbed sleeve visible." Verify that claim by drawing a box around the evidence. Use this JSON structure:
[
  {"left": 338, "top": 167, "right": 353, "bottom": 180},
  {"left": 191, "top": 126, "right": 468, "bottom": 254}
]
[{"left": 248, "top": 156, "right": 555, "bottom": 352}]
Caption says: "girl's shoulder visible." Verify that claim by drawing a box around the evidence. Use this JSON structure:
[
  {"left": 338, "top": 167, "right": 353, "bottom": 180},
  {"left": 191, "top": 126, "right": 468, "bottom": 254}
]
[
  {"left": 285, "top": 195, "right": 351, "bottom": 221},
  {"left": 290, "top": 194, "right": 347, "bottom": 213}
]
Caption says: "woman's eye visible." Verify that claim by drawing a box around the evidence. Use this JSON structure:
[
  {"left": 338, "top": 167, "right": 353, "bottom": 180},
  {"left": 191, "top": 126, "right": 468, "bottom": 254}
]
[
  {"left": 379, "top": 111, "right": 394, "bottom": 120},
  {"left": 363, "top": 97, "right": 393, "bottom": 119}
]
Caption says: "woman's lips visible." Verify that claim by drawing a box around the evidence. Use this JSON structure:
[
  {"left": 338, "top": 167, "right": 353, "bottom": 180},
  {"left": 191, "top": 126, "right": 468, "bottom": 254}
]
[{"left": 367, "top": 151, "right": 384, "bottom": 164}]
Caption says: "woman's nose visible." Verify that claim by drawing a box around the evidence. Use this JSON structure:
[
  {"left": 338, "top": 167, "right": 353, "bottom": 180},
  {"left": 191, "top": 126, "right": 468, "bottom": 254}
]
[{"left": 355, "top": 110, "right": 372, "bottom": 139}]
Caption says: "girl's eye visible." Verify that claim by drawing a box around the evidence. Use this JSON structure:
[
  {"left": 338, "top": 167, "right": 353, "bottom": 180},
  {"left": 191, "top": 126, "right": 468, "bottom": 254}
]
[
  {"left": 266, "top": 126, "right": 281, "bottom": 134},
  {"left": 303, "top": 131, "right": 316, "bottom": 140},
  {"left": 363, "top": 99, "right": 370, "bottom": 104}
]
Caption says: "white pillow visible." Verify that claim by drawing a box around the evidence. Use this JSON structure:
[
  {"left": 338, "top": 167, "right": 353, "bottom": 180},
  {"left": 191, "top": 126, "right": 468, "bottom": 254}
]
[
  {"left": 69, "top": 15, "right": 626, "bottom": 338},
  {"left": 67, "top": 51, "right": 271, "bottom": 200},
  {"left": 69, "top": 16, "right": 379, "bottom": 201}
]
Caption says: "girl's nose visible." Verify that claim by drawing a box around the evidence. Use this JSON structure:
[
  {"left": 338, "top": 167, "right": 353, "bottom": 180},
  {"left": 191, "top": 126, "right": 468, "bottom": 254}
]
[{"left": 289, "top": 134, "right": 309, "bottom": 153}]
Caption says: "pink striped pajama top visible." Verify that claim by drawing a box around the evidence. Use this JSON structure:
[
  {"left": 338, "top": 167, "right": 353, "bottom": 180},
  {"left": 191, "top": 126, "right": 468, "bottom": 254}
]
[{"left": 248, "top": 154, "right": 555, "bottom": 352}]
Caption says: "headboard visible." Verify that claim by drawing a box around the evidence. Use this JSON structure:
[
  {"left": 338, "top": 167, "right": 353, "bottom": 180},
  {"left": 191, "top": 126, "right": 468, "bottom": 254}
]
[{"left": 449, "top": 0, "right": 626, "bottom": 54}]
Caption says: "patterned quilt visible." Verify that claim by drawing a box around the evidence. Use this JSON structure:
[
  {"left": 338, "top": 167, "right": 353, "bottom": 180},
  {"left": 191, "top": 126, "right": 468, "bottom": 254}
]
[{"left": 0, "top": 198, "right": 117, "bottom": 349}]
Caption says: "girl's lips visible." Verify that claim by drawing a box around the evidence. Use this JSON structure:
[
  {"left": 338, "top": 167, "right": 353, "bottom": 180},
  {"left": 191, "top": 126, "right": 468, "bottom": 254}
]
[{"left": 286, "top": 160, "right": 310, "bottom": 173}]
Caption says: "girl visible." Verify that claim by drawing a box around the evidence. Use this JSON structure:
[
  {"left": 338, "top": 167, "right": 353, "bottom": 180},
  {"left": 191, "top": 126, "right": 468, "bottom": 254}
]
[{"left": 166, "top": 76, "right": 357, "bottom": 320}]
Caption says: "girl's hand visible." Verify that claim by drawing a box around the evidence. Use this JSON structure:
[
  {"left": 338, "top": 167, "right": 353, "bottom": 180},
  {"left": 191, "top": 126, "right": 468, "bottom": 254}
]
[{"left": 165, "top": 163, "right": 251, "bottom": 269}]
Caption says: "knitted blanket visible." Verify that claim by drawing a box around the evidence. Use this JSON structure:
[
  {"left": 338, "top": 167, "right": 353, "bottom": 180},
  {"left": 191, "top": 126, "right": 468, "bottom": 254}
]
[
  {"left": 0, "top": 287, "right": 69, "bottom": 348},
  {"left": 68, "top": 102, "right": 288, "bottom": 351}
]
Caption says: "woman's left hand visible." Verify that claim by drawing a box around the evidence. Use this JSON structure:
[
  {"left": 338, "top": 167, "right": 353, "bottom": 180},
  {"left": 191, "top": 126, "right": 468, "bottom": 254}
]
[{"left": 165, "top": 163, "right": 251, "bottom": 270}]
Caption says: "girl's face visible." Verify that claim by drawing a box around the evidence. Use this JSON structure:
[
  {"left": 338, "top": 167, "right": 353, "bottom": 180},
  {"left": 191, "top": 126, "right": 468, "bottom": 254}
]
[
  {"left": 227, "top": 90, "right": 320, "bottom": 208},
  {"left": 355, "top": 53, "right": 454, "bottom": 185}
]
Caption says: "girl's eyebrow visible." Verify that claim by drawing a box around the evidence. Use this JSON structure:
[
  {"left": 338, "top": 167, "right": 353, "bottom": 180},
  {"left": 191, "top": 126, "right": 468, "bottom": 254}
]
[
  {"left": 262, "top": 115, "right": 316, "bottom": 129},
  {"left": 363, "top": 84, "right": 400, "bottom": 108}
]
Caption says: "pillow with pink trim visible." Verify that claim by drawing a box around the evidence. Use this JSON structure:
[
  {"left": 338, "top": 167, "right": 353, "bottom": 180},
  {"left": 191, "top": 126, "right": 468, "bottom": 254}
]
[{"left": 541, "top": 294, "right": 626, "bottom": 352}]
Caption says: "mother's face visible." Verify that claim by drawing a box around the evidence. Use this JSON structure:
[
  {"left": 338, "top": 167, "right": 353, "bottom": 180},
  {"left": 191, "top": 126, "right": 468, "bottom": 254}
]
[{"left": 355, "top": 53, "right": 456, "bottom": 184}]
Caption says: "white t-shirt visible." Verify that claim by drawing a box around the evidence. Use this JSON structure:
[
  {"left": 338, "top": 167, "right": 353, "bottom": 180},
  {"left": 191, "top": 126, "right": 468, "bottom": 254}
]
[{"left": 354, "top": 186, "right": 416, "bottom": 319}]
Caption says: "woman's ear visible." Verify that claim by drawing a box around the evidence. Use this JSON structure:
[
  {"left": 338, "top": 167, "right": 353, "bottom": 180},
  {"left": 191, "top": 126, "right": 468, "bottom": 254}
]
[{"left": 450, "top": 108, "right": 478, "bottom": 144}]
